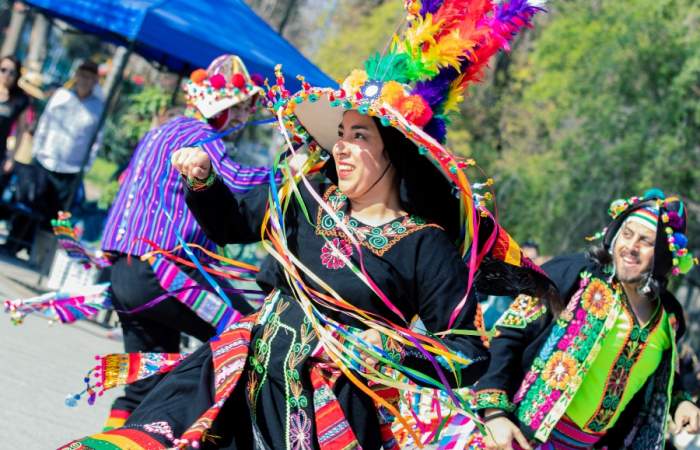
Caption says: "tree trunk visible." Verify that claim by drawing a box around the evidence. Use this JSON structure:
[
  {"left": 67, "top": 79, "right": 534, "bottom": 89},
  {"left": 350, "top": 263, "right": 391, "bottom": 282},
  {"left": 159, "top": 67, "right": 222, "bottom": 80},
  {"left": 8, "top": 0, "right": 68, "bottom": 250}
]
[
  {"left": 25, "top": 12, "right": 50, "bottom": 73},
  {"left": 1, "top": 1, "right": 27, "bottom": 56}
]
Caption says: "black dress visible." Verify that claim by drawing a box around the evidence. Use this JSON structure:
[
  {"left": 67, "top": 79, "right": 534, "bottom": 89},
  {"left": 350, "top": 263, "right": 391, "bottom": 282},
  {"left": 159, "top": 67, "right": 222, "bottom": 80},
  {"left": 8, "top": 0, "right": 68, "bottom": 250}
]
[
  {"left": 0, "top": 92, "right": 28, "bottom": 161},
  {"left": 66, "top": 177, "right": 488, "bottom": 450}
]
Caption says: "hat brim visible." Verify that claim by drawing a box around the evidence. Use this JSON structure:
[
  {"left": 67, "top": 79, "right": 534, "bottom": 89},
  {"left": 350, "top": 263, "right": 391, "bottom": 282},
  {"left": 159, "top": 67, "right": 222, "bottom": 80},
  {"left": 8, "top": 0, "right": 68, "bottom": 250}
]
[
  {"left": 294, "top": 93, "right": 344, "bottom": 151},
  {"left": 191, "top": 85, "right": 261, "bottom": 119},
  {"left": 290, "top": 87, "right": 445, "bottom": 154}
]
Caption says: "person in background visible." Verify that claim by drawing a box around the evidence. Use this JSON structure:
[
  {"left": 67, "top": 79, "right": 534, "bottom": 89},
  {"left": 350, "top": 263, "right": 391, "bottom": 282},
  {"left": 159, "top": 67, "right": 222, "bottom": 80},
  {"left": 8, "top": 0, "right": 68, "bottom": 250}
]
[
  {"left": 32, "top": 59, "right": 104, "bottom": 216},
  {"left": 0, "top": 55, "right": 29, "bottom": 193},
  {"left": 522, "top": 240, "right": 540, "bottom": 261},
  {"left": 2, "top": 60, "right": 103, "bottom": 255},
  {"left": 475, "top": 190, "right": 700, "bottom": 450},
  {"left": 4, "top": 71, "right": 45, "bottom": 202},
  {"left": 98, "top": 54, "right": 271, "bottom": 430}
]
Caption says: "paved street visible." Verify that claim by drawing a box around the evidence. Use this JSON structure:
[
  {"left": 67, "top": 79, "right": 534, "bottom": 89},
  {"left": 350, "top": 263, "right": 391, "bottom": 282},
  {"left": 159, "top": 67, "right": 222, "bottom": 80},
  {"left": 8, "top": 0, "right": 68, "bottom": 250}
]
[{"left": 0, "top": 256, "right": 121, "bottom": 449}]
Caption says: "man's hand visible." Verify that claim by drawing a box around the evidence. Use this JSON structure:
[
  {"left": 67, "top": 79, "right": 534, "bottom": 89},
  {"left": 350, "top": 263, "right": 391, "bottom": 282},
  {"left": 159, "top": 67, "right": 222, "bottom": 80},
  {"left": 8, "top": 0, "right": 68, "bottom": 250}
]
[
  {"left": 171, "top": 147, "right": 212, "bottom": 180},
  {"left": 483, "top": 411, "right": 531, "bottom": 450},
  {"left": 673, "top": 400, "right": 700, "bottom": 434}
]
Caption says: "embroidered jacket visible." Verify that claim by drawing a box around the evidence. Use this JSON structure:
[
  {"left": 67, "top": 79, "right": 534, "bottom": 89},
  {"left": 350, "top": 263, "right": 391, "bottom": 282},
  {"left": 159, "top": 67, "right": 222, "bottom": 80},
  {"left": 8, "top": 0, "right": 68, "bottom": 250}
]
[{"left": 474, "top": 253, "right": 692, "bottom": 449}]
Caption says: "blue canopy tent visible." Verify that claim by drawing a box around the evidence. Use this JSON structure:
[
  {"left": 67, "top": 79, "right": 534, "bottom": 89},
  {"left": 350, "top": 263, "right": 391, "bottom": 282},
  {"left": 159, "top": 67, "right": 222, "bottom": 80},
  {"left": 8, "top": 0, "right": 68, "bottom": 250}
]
[
  {"left": 22, "top": 0, "right": 333, "bottom": 207},
  {"left": 23, "top": 0, "right": 333, "bottom": 87}
]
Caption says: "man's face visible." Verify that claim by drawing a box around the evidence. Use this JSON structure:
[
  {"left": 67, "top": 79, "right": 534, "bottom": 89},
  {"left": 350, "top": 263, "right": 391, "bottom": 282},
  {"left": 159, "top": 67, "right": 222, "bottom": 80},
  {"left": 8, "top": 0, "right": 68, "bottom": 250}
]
[
  {"left": 522, "top": 246, "right": 539, "bottom": 260},
  {"left": 208, "top": 95, "right": 256, "bottom": 131},
  {"left": 612, "top": 220, "right": 656, "bottom": 285},
  {"left": 74, "top": 69, "right": 97, "bottom": 99}
]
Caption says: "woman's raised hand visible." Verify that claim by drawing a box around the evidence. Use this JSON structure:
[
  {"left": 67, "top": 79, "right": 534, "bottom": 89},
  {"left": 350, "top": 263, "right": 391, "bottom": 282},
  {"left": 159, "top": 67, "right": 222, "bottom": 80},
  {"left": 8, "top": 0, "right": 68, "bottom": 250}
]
[{"left": 171, "top": 147, "right": 212, "bottom": 180}]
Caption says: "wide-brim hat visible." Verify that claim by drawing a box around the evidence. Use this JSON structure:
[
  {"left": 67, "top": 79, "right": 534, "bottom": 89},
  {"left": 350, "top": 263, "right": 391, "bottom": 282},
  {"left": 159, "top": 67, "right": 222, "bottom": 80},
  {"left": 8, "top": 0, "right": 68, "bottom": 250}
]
[
  {"left": 266, "top": 0, "right": 553, "bottom": 303},
  {"left": 185, "top": 54, "right": 262, "bottom": 119},
  {"left": 602, "top": 189, "right": 695, "bottom": 279},
  {"left": 18, "top": 71, "right": 45, "bottom": 100}
]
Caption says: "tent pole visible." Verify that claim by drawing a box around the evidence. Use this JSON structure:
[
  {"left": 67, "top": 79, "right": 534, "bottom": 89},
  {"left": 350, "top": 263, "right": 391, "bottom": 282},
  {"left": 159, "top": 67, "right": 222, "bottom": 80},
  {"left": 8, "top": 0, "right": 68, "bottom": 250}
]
[
  {"left": 170, "top": 70, "right": 184, "bottom": 106},
  {"left": 64, "top": 41, "right": 134, "bottom": 210},
  {"left": 277, "top": 0, "right": 298, "bottom": 35}
]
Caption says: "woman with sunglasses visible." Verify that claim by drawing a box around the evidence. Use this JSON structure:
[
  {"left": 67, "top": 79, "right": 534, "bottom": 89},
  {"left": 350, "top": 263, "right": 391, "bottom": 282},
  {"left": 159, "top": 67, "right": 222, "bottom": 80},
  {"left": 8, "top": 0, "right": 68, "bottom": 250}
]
[{"left": 0, "top": 56, "right": 28, "bottom": 169}]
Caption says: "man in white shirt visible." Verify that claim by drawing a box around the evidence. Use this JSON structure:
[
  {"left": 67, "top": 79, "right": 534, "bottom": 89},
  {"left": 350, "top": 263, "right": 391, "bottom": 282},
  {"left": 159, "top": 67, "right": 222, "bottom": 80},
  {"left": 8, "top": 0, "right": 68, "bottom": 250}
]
[
  {"left": 3, "top": 60, "right": 103, "bottom": 255},
  {"left": 32, "top": 60, "right": 104, "bottom": 212}
]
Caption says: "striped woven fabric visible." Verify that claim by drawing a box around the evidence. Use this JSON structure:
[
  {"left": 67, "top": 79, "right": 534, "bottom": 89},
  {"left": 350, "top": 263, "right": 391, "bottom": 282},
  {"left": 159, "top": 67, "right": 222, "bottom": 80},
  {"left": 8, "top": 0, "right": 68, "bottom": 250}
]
[
  {"left": 176, "top": 315, "right": 257, "bottom": 448},
  {"left": 59, "top": 428, "right": 163, "bottom": 450},
  {"left": 149, "top": 255, "right": 243, "bottom": 333},
  {"left": 310, "top": 364, "right": 361, "bottom": 450}
]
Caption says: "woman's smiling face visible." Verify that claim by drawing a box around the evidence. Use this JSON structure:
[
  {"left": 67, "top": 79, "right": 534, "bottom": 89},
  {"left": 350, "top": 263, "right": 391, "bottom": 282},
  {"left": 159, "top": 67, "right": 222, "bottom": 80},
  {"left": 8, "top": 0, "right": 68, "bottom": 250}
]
[{"left": 332, "top": 110, "right": 390, "bottom": 200}]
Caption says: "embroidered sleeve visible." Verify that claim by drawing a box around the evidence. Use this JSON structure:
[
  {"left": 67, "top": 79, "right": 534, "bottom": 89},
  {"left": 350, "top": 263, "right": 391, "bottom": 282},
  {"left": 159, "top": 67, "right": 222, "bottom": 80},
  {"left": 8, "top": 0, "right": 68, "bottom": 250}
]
[
  {"left": 473, "top": 298, "right": 552, "bottom": 402},
  {"left": 381, "top": 333, "right": 405, "bottom": 365},
  {"left": 186, "top": 170, "right": 217, "bottom": 192},
  {"left": 494, "top": 295, "right": 547, "bottom": 329},
  {"left": 473, "top": 388, "right": 516, "bottom": 412}
]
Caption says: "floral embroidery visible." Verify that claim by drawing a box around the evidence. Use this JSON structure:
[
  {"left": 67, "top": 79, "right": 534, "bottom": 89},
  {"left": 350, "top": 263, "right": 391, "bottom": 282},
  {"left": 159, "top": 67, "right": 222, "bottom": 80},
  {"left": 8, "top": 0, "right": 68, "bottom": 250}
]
[
  {"left": 287, "top": 317, "right": 314, "bottom": 410},
  {"left": 542, "top": 351, "right": 579, "bottom": 390},
  {"left": 248, "top": 297, "right": 288, "bottom": 409},
  {"left": 381, "top": 332, "right": 405, "bottom": 364},
  {"left": 581, "top": 279, "right": 614, "bottom": 320},
  {"left": 315, "top": 185, "right": 439, "bottom": 256},
  {"left": 320, "top": 237, "right": 353, "bottom": 270},
  {"left": 289, "top": 410, "right": 313, "bottom": 450},
  {"left": 142, "top": 421, "right": 175, "bottom": 442},
  {"left": 514, "top": 274, "right": 624, "bottom": 442},
  {"left": 473, "top": 389, "right": 516, "bottom": 412},
  {"left": 495, "top": 294, "right": 547, "bottom": 329}
]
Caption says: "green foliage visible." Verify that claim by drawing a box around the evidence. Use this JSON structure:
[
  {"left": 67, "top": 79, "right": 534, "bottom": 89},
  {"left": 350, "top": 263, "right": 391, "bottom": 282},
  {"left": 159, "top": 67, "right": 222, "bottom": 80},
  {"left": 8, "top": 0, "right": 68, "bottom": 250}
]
[
  {"left": 453, "top": 0, "right": 700, "bottom": 255},
  {"left": 101, "top": 84, "right": 171, "bottom": 167},
  {"left": 315, "top": 0, "right": 700, "bottom": 257},
  {"left": 315, "top": 1, "right": 403, "bottom": 80},
  {"left": 85, "top": 158, "right": 119, "bottom": 208}
]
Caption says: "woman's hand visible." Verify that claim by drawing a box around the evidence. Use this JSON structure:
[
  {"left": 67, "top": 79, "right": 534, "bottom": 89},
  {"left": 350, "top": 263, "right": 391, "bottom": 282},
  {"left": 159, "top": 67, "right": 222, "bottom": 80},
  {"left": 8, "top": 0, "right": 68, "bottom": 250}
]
[
  {"left": 358, "top": 328, "right": 382, "bottom": 367},
  {"left": 171, "top": 147, "right": 211, "bottom": 180},
  {"left": 483, "top": 410, "right": 531, "bottom": 450}
]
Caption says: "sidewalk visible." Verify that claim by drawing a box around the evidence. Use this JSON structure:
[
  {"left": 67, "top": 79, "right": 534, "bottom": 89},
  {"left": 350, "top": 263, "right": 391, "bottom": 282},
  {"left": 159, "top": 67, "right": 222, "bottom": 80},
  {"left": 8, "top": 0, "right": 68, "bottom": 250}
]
[{"left": 0, "top": 256, "right": 121, "bottom": 449}]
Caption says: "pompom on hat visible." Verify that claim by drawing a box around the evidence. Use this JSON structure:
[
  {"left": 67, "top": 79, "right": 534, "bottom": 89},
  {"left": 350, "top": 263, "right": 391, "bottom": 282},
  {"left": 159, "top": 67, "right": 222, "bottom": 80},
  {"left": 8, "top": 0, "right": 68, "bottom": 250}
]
[
  {"left": 265, "top": 0, "right": 553, "bottom": 320},
  {"left": 594, "top": 188, "right": 697, "bottom": 278},
  {"left": 185, "top": 54, "right": 263, "bottom": 119}
]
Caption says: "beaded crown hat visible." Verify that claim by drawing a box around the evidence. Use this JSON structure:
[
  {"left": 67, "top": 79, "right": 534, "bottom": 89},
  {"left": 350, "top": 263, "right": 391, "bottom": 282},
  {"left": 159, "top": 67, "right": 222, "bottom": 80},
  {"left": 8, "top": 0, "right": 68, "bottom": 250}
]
[
  {"left": 602, "top": 188, "right": 696, "bottom": 279},
  {"left": 185, "top": 54, "right": 263, "bottom": 119},
  {"left": 266, "top": 0, "right": 551, "bottom": 300}
]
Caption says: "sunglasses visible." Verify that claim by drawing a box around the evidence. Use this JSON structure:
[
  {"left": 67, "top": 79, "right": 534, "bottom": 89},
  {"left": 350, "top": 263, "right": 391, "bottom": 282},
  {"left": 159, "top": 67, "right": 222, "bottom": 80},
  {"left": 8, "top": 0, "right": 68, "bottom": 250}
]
[{"left": 0, "top": 67, "right": 17, "bottom": 76}]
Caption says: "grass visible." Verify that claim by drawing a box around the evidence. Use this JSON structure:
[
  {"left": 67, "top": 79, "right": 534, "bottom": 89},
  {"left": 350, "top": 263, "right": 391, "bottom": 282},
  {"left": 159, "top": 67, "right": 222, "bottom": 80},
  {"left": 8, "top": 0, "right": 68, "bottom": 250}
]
[{"left": 85, "top": 157, "right": 118, "bottom": 185}]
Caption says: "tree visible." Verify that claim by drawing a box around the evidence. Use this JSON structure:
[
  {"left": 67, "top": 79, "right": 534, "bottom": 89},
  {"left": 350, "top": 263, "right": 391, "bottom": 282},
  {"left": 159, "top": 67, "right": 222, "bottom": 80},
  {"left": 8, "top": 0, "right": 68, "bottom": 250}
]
[{"left": 455, "top": 0, "right": 700, "bottom": 255}]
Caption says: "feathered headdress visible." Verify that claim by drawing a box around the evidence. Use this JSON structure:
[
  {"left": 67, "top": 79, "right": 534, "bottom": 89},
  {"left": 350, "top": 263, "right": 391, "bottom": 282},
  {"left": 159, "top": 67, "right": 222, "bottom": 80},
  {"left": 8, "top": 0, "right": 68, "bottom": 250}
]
[{"left": 267, "top": 0, "right": 545, "bottom": 148}]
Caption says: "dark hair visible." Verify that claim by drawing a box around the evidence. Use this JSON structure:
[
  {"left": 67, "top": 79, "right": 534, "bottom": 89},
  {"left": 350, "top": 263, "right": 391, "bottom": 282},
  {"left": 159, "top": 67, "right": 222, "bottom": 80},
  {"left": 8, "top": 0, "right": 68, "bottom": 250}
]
[
  {"left": 322, "top": 116, "right": 461, "bottom": 241},
  {"left": 77, "top": 60, "right": 99, "bottom": 75},
  {"left": 1, "top": 55, "right": 22, "bottom": 97},
  {"left": 522, "top": 240, "right": 540, "bottom": 252}
]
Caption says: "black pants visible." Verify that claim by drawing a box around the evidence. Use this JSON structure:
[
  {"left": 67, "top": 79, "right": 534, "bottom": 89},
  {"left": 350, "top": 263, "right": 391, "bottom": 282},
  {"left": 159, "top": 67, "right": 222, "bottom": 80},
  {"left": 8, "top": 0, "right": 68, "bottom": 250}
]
[
  {"left": 108, "top": 255, "right": 253, "bottom": 413},
  {"left": 34, "top": 161, "right": 79, "bottom": 222},
  {"left": 5, "top": 161, "right": 78, "bottom": 251}
]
